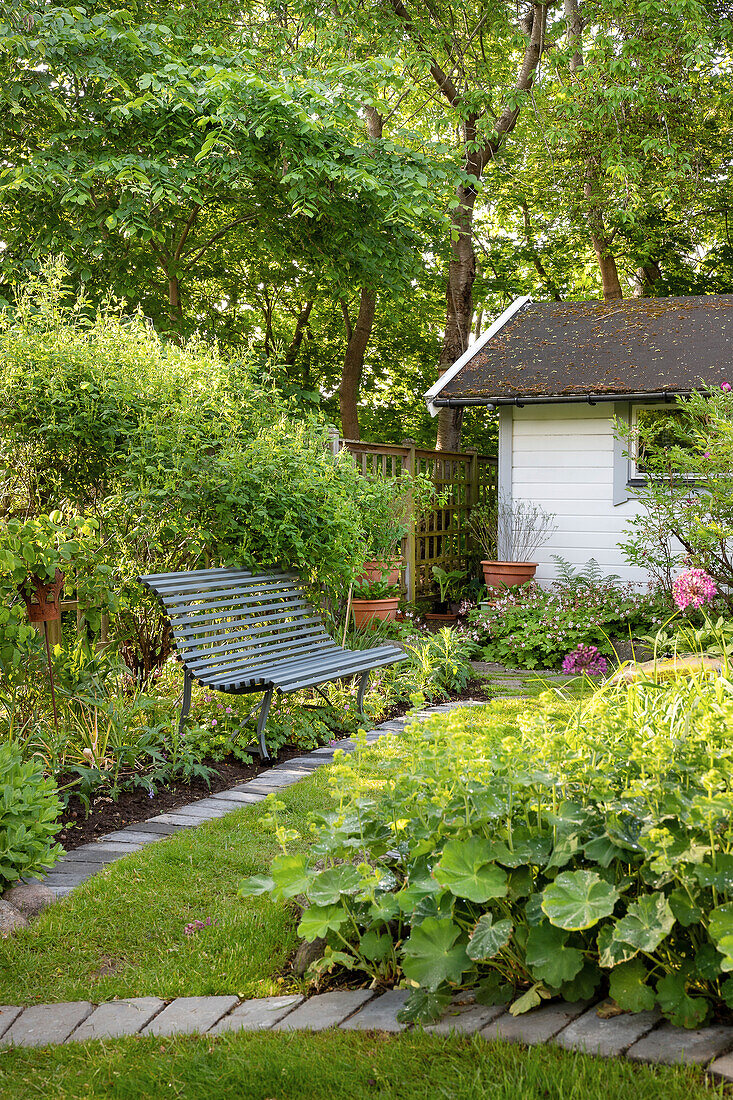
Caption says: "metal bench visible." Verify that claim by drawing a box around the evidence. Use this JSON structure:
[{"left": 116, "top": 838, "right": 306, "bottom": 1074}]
[{"left": 139, "top": 566, "right": 407, "bottom": 760}]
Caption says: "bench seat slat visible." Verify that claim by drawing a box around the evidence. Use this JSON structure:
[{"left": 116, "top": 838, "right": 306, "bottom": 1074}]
[
  {"left": 170, "top": 598, "right": 311, "bottom": 629},
  {"left": 211, "top": 646, "right": 403, "bottom": 693},
  {"left": 188, "top": 636, "right": 338, "bottom": 680},
  {"left": 160, "top": 580, "right": 303, "bottom": 608},
  {"left": 174, "top": 623, "right": 330, "bottom": 662},
  {"left": 207, "top": 644, "right": 399, "bottom": 690},
  {"left": 172, "top": 607, "right": 319, "bottom": 642},
  {"left": 167, "top": 593, "right": 308, "bottom": 621},
  {"left": 172, "top": 620, "right": 329, "bottom": 658}
]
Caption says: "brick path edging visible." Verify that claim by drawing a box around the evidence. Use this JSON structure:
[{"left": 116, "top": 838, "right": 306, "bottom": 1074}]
[
  {"left": 11, "top": 699, "right": 733, "bottom": 1078},
  {"left": 2, "top": 990, "right": 733, "bottom": 1079}
]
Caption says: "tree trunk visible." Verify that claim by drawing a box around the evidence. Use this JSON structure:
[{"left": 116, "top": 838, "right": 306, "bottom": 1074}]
[
  {"left": 339, "top": 288, "right": 377, "bottom": 439},
  {"left": 284, "top": 300, "right": 314, "bottom": 366},
  {"left": 168, "top": 274, "right": 183, "bottom": 327},
  {"left": 435, "top": 183, "right": 477, "bottom": 451}
]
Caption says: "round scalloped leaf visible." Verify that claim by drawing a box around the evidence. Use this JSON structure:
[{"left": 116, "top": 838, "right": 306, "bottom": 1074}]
[
  {"left": 397, "top": 987, "right": 452, "bottom": 1026},
  {"left": 402, "top": 917, "right": 470, "bottom": 991},
  {"left": 597, "top": 923, "right": 639, "bottom": 968},
  {"left": 541, "top": 870, "right": 619, "bottom": 931},
  {"left": 560, "top": 960, "right": 602, "bottom": 1003},
  {"left": 297, "top": 903, "right": 348, "bottom": 941},
  {"left": 611, "top": 893, "right": 675, "bottom": 954},
  {"left": 434, "top": 838, "right": 508, "bottom": 903},
  {"left": 525, "top": 922, "right": 584, "bottom": 988},
  {"left": 708, "top": 903, "right": 733, "bottom": 945},
  {"left": 467, "top": 913, "right": 513, "bottom": 961},
  {"left": 238, "top": 873, "right": 275, "bottom": 898},
  {"left": 270, "top": 853, "right": 311, "bottom": 899},
  {"left": 307, "top": 864, "right": 362, "bottom": 906},
  {"left": 656, "top": 973, "right": 709, "bottom": 1029},
  {"left": 608, "top": 959, "right": 656, "bottom": 1013}
]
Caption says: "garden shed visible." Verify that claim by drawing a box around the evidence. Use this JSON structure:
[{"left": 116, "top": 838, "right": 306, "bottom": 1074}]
[{"left": 426, "top": 295, "right": 733, "bottom": 586}]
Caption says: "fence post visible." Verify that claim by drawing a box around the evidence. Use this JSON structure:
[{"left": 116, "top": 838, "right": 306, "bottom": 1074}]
[
  {"left": 326, "top": 424, "right": 341, "bottom": 457},
  {"left": 403, "top": 439, "right": 416, "bottom": 604},
  {"left": 466, "top": 448, "right": 479, "bottom": 509}
]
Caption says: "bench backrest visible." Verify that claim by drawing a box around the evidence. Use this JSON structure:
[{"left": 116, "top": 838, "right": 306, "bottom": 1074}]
[{"left": 139, "top": 567, "right": 335, "bottom": 685}]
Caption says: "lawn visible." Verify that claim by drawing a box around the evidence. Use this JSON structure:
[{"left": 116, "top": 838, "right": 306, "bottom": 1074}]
[
  {"left": 0, "top": 768, "right": 333, "bottom": 1006},
  {"left": 0, "top": 1028, "right": 727, "bottom": 1100}
]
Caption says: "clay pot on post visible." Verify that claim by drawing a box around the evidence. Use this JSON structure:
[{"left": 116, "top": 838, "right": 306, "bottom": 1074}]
[
  {"left": 481, "top": 561, "right": 538, "bottom": 592},
  {"left": 352, "top": 597, "right": 400, "bottom": 628},
  {"left": 20, "top": 569, "right": 65, "bottom": 622}
]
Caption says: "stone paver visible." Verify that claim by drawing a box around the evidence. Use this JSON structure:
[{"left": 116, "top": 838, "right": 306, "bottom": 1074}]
[
  {"left": 340, "top": 989, "right": 410, "bottom": 1032},
  {"left": 480, "top": 1001, "right": 590, "bottom": 1046},
  {"left": 141, "top": 996, "right": 239, "bottom": 1037},
  {"left": 627, "top": 1023, "right": 733, "bottom": 1065},
  {"left": 70, "top": 998, "right": 165, "bottom": 1042},
  {"left": 209, "top": 790, "right": 265, "bottom": 804},
  {"left": 209, "top": 995, "right": 304, "bottom": 1035},
  {"left": 148, "top": 813, "right": 212, "bottom": 827},
  {"left": 90, "top": 831, "right": 162, "bottom": 846},
  {"left": 3, "top": 1002, "right": 94, "bottom": 1047},
  {"left": 424, "top": 1001, "right": 506, "bottom": 1036},
  {"left": 129, "top": 820, "right": 187, "bottom": 835},
  {"left": 709, "top": 1051, "right": 733, "bottom": 1081},
  {"left": 555, "top": 1007, "right": 661, "bottom": 1057},
  {"left": 273, "top": 990, "right": 375, "bottom": 1032},
  {"left": 0, "top": 1007, "right": 22, "bottom": 1039}
]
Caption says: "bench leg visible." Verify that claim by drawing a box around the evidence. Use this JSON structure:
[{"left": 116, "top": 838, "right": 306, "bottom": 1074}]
[
  {"left": 179, "top": 668, "right": 193, "bottom": 734},
  {"left": 255, "top": 687, "right": 274, "bottom": 761},
  {"left": 356, "top": 670, "right": 370, "bottom": 715}
]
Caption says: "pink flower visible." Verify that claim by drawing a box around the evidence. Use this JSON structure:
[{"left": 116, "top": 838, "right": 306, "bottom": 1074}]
[
  {"left": 704, "top": 452, "right": 711, "bottom": 458},
  {"left": 211, "top": 718, "right": 217, "bottom": 726},
  {"left": 722, "top": 382, "right": 731, "bottom": 392},
  {"left": 672, "top": 568, "right": 717, "bottom": 611},
  {"left": 562, "top": 644, "right": 608, "bottom": 677}
]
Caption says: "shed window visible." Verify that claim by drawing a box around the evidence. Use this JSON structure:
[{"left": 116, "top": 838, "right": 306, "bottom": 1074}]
[{"left": 629, "top": 404, "right": 696, "bottom": 480}]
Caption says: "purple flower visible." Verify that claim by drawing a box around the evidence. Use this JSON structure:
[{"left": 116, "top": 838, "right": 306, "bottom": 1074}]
[
  {"left": 672, "top": 568, "right": 717, "bottom": 611},
  {"left": 211, "top": 718, "right": 217, "bottom": 726},
  {"left": 704, "top": 452, "right": 711, "bottom": 458},
  {"left": 562, "top": 644, "right": 608, "bottom": 677},
  {"left": 722, "top": 382, "right": 731, "bottom": 392},
  {"left": 225, "top": 706, "right": 233, "bottom": 714}
]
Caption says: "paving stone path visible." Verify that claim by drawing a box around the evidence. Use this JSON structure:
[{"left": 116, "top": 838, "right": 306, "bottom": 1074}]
[{"left": 10, "top": 698, "right": 733, "bottom": 1079}]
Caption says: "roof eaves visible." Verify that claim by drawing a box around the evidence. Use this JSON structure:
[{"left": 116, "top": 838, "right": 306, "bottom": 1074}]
[{"left": 424, "top": 295, "right": 533, "bottom": 417}]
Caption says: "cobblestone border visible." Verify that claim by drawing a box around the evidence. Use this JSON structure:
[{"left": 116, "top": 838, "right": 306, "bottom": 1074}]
[{"left": 11, "top": 700, "right": 733, "bottom": 1077}]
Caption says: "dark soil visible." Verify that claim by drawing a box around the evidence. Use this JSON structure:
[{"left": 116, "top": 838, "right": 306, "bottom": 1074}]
[{"left": 57, "top": 681, "right": 494, "bottom": 854}]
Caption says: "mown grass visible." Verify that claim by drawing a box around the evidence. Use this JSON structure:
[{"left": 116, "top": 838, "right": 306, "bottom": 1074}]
[
  {"left": 0, "top": 1029, "right": 726, "bottom": 1100},
  {"left": 0, "top": 768, "right": 333, "bottom": 1006}
]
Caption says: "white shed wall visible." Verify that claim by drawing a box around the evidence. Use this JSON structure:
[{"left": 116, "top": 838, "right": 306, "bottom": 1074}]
[{"left": 505, "top": 405, "right": 647, "bottom": 586}]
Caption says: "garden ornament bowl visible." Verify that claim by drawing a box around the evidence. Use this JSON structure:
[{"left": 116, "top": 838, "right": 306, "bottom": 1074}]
[{"left": 20, "top": 569, "right": 65, "bottom": 622}]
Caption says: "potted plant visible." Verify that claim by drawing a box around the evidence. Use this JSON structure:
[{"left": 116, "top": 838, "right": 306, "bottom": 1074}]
[
  {"left": 425, "top": 565, "right": 466, "bottom": 622},
  {"left": 355, "top": 470, "right": 443, "bottom": 588},
  {"left": 351, "top": 577, "right": 400, "bottom": 628},
  {"left": 469, "top": 498, "right": 556, "bottom": 591}
]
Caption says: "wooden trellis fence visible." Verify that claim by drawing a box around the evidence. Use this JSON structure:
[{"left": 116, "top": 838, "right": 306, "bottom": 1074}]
[{"left": 331, "top": 433, "right": 497, "bottom": 603}]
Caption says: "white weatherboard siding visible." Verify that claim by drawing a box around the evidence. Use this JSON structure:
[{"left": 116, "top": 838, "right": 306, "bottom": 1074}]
[{"left": 509, "top": 405, "right": 647, "bottom": 586}]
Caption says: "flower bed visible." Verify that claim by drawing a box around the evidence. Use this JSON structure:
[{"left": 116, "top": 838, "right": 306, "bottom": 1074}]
[
  {"left": 246, "top": 672, "right": 733, "bottom": 1028},
  {"left": 470, "top": 581, "right": 668, "bottom": 670}
]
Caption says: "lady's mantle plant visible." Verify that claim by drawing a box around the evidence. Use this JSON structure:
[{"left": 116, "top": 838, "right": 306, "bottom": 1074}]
[{"left": 243, "top": 673, "right": 733, "bottom": 1028}]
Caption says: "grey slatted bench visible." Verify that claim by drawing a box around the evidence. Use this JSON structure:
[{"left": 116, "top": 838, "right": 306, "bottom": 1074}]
[{"left": 139, "top": 567, "right": 407, "bottom": 760}]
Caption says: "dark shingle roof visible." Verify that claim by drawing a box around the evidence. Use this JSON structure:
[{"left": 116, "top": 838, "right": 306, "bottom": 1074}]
[{"left": 439, "top": 296, "right": 733, "bottom": 402}]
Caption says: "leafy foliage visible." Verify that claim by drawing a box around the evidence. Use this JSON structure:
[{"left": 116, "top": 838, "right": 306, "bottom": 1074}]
[
  {"left": 246, "top": 669, "right": 733, "bottom": 1026},
  {"left": 0, "top": 741, "right": 63, "bottom": 886}
]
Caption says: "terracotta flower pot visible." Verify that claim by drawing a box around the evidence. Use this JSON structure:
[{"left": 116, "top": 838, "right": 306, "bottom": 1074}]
[
  {"left": 358, "top": 558, "right": 402, "bottom": 587},
  {"left": 424, "top": 611, "right": 458, "bottom": 624},
  {"left": 481, "top": 560, "right": 537, "bottom": 591},
  {"left": 20, "top": 569, "right": 65, "bottom": 622},
  {"left": 352, "top": 597, "right": 400, "bottom": 628}
]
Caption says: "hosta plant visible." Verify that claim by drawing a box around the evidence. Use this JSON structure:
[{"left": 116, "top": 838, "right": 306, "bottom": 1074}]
[{"left": 242, "top": 673, "right": 733, "bottom": 1028}]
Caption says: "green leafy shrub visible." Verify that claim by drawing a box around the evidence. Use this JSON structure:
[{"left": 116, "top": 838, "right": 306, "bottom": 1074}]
[
  {"left": 244, "top": 672, "right": 733, "bottom": 1028},
  {"left": 396, "top": 628, "right": 478, "bottom": 699},
  {"left": 471, "top": 582, "right": 668, "bottom": 669},
  {"left": 0, "top": 742, "right": 63, "bottom": 886}
]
